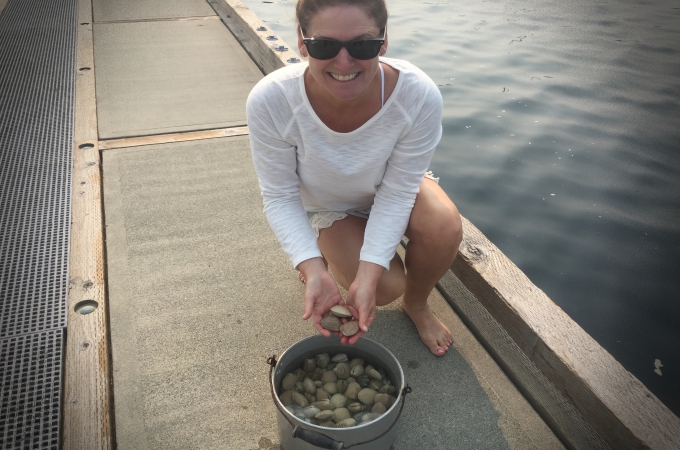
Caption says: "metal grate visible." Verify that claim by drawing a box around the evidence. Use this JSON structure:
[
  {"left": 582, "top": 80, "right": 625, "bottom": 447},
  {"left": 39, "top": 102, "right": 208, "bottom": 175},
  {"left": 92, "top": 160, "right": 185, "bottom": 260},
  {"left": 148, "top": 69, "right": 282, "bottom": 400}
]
[
  {"left": 0, "top": 0, "right": 76, "bottom": 338},
  {"left": 0, "top": 330, "right": 64, "bottom": 449},
  {"left": 1, "top": 0, "right": 78, "bottom": 448}
]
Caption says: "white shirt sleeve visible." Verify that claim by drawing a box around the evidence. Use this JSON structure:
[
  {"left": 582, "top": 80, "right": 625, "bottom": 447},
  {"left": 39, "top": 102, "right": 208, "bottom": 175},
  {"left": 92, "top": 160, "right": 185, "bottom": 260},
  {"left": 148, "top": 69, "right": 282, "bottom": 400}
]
[
  {"left": 246, "top": 82, "right": 322, "bottom": 269},
  {"left": 360, "top": 82, "right": 443, "bottom": 269}
]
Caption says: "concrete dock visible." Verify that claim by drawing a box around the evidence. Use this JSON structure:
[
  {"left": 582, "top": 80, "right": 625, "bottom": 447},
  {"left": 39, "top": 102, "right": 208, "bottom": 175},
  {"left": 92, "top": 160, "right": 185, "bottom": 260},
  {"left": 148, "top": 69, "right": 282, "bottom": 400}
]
[{"left": 93, "top": 0, "right": 562, "bottom": 448}]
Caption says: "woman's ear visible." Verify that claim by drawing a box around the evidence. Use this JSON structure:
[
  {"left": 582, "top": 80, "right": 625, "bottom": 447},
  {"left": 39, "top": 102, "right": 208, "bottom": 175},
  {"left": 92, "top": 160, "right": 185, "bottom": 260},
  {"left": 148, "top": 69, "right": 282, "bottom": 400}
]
[{"left": 297, "top": 26, "right": 308, "bottom": 57}]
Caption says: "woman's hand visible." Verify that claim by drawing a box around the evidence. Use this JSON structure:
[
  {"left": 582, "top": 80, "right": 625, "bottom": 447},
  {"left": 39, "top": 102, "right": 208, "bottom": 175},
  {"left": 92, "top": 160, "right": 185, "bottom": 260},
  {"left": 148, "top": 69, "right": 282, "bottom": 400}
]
[
  {"left": 299, "top": 257, "right": 343, "bottom": 336},
  {"left": 343, "top": 261, "right": 384, "bottom": 345}
]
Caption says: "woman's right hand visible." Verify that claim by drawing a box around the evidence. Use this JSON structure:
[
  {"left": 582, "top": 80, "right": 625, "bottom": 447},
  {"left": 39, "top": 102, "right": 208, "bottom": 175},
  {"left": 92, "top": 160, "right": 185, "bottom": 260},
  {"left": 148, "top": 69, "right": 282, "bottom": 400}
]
[{"left": 299, "top": 257, "right": 343, "bottom": 336}]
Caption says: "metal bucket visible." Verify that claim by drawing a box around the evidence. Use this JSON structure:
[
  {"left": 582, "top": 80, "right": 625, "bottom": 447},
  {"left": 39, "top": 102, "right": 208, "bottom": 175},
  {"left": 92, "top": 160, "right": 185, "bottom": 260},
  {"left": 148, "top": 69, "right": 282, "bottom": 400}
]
[{"left": 268, "top": 335, "right": 409, "bottom": 450}]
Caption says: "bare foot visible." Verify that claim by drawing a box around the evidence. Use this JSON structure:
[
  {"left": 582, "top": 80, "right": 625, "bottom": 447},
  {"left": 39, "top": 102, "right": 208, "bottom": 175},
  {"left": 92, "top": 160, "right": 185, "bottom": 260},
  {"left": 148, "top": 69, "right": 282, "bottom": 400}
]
[{"left": 401, "top": 299, "right": 454, "bottom": 356}]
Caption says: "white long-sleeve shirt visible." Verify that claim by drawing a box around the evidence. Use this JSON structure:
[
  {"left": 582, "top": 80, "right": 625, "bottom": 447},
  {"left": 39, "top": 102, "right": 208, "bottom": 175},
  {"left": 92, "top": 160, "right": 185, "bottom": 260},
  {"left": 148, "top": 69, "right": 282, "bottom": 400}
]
[{"left": 246, "top": 57, "right": 443, "bottom": 270}]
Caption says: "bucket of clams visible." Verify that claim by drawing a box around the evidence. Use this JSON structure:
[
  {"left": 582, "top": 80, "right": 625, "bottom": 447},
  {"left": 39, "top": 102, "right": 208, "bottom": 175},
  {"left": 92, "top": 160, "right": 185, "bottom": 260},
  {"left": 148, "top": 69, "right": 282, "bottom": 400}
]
[{"left": 268, "top": 330, "right": 410, "bottom": 450}]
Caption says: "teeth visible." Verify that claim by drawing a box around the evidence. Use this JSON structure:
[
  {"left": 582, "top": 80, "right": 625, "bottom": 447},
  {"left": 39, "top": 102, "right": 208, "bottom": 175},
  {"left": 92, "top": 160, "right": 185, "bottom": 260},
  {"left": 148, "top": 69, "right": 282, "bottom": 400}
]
[{"left": 330, "top": 72, "right": 358, "bottom": 81}]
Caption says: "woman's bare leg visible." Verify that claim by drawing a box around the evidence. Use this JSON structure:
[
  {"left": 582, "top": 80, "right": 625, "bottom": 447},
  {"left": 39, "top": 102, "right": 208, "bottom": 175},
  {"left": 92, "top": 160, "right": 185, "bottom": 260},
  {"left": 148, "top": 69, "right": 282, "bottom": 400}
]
[
  {"left": 402, "top": 178, "right": 463, "bottom": 355},
  {"left": 317, "top": 214, "right": 406, "bottom": 305}
]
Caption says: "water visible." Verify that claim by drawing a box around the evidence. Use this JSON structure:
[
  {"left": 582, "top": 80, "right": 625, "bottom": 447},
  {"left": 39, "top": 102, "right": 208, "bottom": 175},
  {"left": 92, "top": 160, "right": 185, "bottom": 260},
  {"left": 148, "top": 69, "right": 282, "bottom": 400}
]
[{"left": 242, "top": 0, "right": 680, "bottom": 415}]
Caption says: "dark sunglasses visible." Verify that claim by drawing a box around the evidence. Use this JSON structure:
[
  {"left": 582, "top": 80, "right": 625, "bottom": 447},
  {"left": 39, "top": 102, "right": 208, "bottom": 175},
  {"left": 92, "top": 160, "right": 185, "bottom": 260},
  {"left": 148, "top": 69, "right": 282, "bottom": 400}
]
[{"left": 300, "top": 27, "right": 386, "bottom": 60}]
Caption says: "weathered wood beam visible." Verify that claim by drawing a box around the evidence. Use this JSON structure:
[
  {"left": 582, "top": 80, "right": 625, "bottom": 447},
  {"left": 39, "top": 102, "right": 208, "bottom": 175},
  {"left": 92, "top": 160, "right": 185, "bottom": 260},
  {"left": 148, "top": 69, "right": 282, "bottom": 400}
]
[
  {"left": 62, "top": 0, "right": 115, "bottom": 448},
  {"left": 99, "top": 126, "right": 249, "bottom": 151},
  {"left": 450, "top": 216, "right": 680, "bottom": 449},
  {"left": 207, "top": 0, "right": 300, "bottom": 75}
]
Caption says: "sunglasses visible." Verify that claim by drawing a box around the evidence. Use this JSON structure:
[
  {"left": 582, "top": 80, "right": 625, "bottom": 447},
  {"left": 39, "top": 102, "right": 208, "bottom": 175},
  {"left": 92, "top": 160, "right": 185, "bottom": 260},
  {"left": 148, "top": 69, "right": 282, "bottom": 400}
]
[{"left": 300, "top": 27, "right": 386, "bottom": 60}]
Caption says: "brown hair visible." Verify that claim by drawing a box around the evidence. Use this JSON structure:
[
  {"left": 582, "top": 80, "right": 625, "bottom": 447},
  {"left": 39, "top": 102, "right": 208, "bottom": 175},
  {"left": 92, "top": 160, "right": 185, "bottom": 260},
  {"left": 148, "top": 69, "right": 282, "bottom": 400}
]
[{"left": 296, "top": 0, "right": 388, "bottom": 35}]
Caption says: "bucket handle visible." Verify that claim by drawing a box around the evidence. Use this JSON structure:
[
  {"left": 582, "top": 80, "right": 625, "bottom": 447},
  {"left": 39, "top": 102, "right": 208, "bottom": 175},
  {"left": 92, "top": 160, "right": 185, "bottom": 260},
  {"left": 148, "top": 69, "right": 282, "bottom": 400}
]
[{"left": 268, "top": 355, "right": 412, "bottom": 450}]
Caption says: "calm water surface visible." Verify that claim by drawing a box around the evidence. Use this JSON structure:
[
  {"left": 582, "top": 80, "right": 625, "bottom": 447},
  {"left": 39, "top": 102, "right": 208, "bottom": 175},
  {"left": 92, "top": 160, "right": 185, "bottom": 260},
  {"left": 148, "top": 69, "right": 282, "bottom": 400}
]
[{"left": 243, "top": 0, "right": 680, "bottom": 414}]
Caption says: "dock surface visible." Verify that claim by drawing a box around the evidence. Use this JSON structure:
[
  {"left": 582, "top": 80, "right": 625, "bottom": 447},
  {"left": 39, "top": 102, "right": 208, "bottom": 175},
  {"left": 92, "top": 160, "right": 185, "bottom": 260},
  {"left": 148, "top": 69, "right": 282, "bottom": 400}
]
[{"left": 94, "top": 0, "right": 563, "bottom": 449}]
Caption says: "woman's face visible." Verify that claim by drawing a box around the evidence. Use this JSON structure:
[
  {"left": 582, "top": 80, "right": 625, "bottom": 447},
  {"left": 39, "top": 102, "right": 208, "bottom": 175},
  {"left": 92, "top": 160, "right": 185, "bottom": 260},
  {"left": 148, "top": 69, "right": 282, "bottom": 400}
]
[{"left": 298, "top": 5, "right": 387, "bottom": 102}]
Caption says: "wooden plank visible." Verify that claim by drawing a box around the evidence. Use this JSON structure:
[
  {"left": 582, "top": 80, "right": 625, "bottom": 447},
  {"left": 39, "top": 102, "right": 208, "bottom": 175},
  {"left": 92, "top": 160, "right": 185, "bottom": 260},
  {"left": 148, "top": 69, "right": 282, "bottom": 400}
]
[
  {"left": 207, "top": 0, "right": 301, "bottom": 75},
  {"left": 99, "top": 125, "right": 249, "bottom": 150},
  {"left": 449, "top": 216, "right": 680, "bottom": 450},
  {"left": 94, "top": 15, "right": 221, "bottom": 25},
  {"left": 62, "top": 0, "right": 115, "bottom": 448}
]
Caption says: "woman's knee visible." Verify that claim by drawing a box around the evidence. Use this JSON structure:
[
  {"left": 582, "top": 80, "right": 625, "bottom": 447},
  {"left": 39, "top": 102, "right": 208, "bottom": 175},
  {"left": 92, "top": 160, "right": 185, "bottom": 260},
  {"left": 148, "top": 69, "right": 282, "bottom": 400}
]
[{"left": 408, "top": 203, "right": 462, "bottom": 253}]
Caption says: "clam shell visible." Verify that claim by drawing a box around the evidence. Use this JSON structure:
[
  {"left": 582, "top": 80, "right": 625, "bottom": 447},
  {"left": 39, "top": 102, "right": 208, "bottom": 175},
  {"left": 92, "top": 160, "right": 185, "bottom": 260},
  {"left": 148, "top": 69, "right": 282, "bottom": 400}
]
[
  {"left": 315, "top": 389, "right": 330, "bottom": 401},
  {"left": 374, "top": 393, "right": 396, "bottom": 408},
  {"left": 303, "top": 358, "right": 317, "bottom": 373},
  {"left": 340, "top": 320, "right": 360, "bottom": 336},
  {"left": 316, "top": 353, "right": 330, "bottom": 369},
  {"left": 331, "top": 353, "right": 348, "bottom": 363},
  {"left": 279, "top": 390, "right": 295, "bottom": 406},
  {"left": 350, "top": 365, "right": 364, "bottom": 377},
  {"left": 335, "top": 380, "right": 348, "bottom": 394},
  {"left": 362, "top": 412, "right": 382, "bottom": 423},
  {"left": 303, "top": 406, "right": 321, "bottom": 419},
  {"left": 304, "top": 392, "right": 316, "bottom": 403},
  {"left": 349, "top": 358, "right": 364, "bottom": 369},
  {"left": 333, "top": 362, "right": 351, "bottom": 379},
  {"left": 303, "top": 377, "right": 316, "bottom": 395},
  {"left": 357, "top": 388, "right": 377, "bottom": 405},
  {"left": 369, "top": 379, "right": 382, "bottom": 391},
  {"left": 313, "top": 400, "right": 335, "bottom": 411},
  {"left": 315, "top": 410, "right": 335, "bottom": 421},
  {"left": 322, "top": 382, "right": 337, "bottom": 395},
  {"left": 347, "top": 402, "right": 364, "bottom": 413},
  {"left": 336, "top": 418, "right": 356, "bottom": 428},
  {"left": 344, "top": 382, "right": 361, "bottom": 400},
  {"left": 371, "top": 402, "right": 387, "bottom": 414},
  {"left": 321, "top": 371, "right": 338, "bottom": 385},
  {"left": 294, "top": 368, "right": 306, "bottom": 381},
  {"left": 357, "top": 374, "right": 370, "bottom": 388},
  {"left": 281, "top": 373, "right": 298, "bottom": 391},
  {"left": 330, "top": 393, "right": 347, "bottom": 408},
  {"left": 292, "top": 392, "right": 309, "bottom": 407},
  {"left": 320, "top": 315, "right": 341, "bottom": 332},
  {"left": 319, "top": 420, "right": 336, "bottom": 428},
  {"left": 366, "top": 367, "right": 382, "bottom": 380},
  {"left": 295, "top": 381, "right": 305, "bottom": 393},
  {"left": 330, "top": 305, "right": 353, "bottom": 318},
  {"left": 333, "top": 407, "right": 350, "bottom": 423},
  {"left": 314, "top": 380, "right": 323, "bottom": 387}
]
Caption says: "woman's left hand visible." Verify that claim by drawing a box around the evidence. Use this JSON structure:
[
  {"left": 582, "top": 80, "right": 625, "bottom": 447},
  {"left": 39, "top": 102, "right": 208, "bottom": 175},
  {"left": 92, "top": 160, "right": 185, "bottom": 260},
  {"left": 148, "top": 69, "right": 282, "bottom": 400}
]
[{"left": 343, "top": 261, "right": 384, "bottom": 344}]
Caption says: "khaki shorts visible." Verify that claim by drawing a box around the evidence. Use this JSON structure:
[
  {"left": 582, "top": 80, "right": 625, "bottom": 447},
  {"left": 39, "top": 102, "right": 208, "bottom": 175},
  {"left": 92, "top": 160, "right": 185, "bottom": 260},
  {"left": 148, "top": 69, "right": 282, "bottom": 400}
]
[{"left": 307, "top": 171, "right": 440, "bottom": 237}]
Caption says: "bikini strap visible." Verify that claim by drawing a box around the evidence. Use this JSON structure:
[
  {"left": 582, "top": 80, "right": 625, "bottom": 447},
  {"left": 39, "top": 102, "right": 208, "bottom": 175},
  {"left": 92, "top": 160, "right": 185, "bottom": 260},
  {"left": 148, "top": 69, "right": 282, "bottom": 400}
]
[{"left": 379, "top": 63, "right": 385, "bottom": 107}]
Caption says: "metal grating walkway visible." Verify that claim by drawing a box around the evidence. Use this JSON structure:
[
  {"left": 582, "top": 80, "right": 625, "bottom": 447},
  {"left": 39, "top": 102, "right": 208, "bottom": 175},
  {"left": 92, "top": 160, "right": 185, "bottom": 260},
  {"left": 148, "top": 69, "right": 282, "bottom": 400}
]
[{"left": 0, "top": 0, "right": 77, "bottom": 447}]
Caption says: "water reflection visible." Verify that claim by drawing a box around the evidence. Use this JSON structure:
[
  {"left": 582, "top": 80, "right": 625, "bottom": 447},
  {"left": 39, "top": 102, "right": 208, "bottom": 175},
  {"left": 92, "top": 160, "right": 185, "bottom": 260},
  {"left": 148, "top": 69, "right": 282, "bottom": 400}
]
[{"left": 242, "top": 0, "right": 680, "bottom": 414}]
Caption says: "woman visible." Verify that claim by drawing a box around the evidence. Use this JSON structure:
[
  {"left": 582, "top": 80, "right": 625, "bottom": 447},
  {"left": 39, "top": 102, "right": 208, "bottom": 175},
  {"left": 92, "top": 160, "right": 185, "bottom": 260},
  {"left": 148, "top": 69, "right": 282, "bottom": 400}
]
[{"left": 246, "top": 0, "right": 462, "bottom": 356}]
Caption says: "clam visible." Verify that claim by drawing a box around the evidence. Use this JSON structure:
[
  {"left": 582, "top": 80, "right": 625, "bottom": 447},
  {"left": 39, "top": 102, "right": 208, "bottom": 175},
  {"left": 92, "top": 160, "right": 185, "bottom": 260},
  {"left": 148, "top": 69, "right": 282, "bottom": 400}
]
[
  {"left": 374, "top": 393, "right": 396, "bottom": 408},
  {"left": 294, "top": 368, "right": 306, "bottom": 381},
  {"left": 314, "top": 380, "right": 323, "bottom": 387},
  {"left": 336, "top": 418, "right": 356, "bottom": 428},
  {"left": 331, "top": 353, "right": 348, "bottom": 363},
  {"left": 303, "top": 377, "right": 316, "bottom": 395},
  {"left": 357, "top": 388, "right": 377, "bottom": 405},
  {"left": 330, "top": 305, "right": 352, "bottom": 318},
  {"left": 315, "top": 410, "right": 335, "bottom": 421},
  {"left": 319, "top": 420, "right": 335, "bottom": 428},
  {"left": 357, "top": 374, "right": 370, "bottom": 388},
  {"left": 292, "top": 392, "right": 309, "bottom": 407},
  {"left": 347, "top": 402, "right": 365, "bottom": 413},
  {"left": 313, "top": 400, "right": 335, "bottom": 411},
  {"left": 333, "top": 362, "right": 351, "bottom": 379},
  {"left": 350, "top": 365, "right": 364, "bottom": 378},
  {"left": 303, "top": 406, "right": 321, "bottom": 419},
  {"left": 322, "top": 382, "right": 337, "bottom": 395},
  {"left": 349, "top": 358, "right": 364, "bottom": 369},
  {"left": 330, "top": 393, "right": 347, "bottom": 408},
  {"left": 295, "top": 381, "right": 305, "bottom": 393},
  {"left": 335, "top": 380, "right": 348, "bottom": 394},
  {"left": 282, "top": 373, "right": 298, "bottom": 391},
  {"left": 344, "top": 382, "right": 361, "bottom": 400},
  {"left": 304, "top": 392, "right": 316, "bottom": 403},
  {"left": 320, "top": 315, "right": 341, "bottom": 332},
  {"left": 316, "top": 353, "right": 330, "bottom": 369},
  {"left": 369, "top": 379, "right": 382, "bottom": 391},
  {"left": 371, "top": 402, "right": 387, "bottom": 414},
  {"left": 315, "top": 389, "right": 330, "bottom": 401},
  {"left": 279, "top": 390, "right": 295, "bottom": 406},
  {"left": 362, "top": 412, "right": 382, "bottom": 423},
  {"left": 333, "top": 407, "right": 350, "bottom": 423},
  {"left": 303, "top": 358, "right": 317, "bottom": 373},
  {"left": 321, "top": 371, "right": 338, "bottom": 385},
  {"left": 340, "top": 320, "right": 360, "bottom": 336},
  {"left": 366, "top": 367, "right": 382, "bottom": 381}
]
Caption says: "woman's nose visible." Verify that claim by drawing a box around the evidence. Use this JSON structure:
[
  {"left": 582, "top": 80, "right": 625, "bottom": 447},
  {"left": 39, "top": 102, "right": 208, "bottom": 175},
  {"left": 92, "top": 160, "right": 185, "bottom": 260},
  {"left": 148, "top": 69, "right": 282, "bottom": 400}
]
[{"left": 333, "top": 46, "right": 354, "bottom": 69}]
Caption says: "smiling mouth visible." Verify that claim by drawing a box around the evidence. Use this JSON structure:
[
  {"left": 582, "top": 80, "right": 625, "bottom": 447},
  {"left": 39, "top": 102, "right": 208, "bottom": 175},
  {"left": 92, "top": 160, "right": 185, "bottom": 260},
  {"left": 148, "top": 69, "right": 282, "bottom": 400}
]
[{"left": 329, "top": 72, "right": 359, "bottom": 82}]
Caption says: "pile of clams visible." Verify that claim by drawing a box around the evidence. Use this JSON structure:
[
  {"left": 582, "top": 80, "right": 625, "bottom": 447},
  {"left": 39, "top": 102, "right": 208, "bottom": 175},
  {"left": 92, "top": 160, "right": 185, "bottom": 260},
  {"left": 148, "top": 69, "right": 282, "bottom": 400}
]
[
  {"left": 279, "top": 352, "right": 398, "bottom": 429},
  {"left": 320, "top": 305, "right": 360, "bottom": 336}
]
